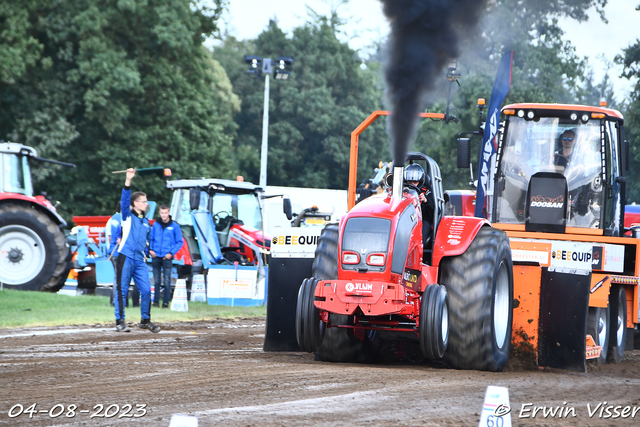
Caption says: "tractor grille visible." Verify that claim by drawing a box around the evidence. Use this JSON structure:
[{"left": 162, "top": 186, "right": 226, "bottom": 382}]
[{"left": 341, "top": 217, "right": 391, "bottom": 272}]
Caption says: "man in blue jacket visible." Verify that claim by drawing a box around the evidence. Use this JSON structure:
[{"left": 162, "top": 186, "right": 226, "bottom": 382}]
[
  {"left": 150, "top": 204, "right": 183, "bottom": 308},
  {"left": 115, "top": 168, "right": 160, "bottom": 333}
]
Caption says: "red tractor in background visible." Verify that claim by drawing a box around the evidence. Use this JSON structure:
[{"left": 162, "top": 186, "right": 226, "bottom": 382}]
[
  {"left": 295, "top": 112, "right": 514, "bottom": 371},
  {"left": 0, "top": 142, "right": 74, "bottom": 291}
]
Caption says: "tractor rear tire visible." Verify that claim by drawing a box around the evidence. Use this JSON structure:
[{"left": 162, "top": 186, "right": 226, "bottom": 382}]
[
  {"left": 419, "top": 284, "right": 449, "bottom": 359},
  {"left": 296, "top": 278, "right": 325, "bottom": 352},
  {"left": 440, "top": 226, "right": 513, "bottom": 371},
  {"left": 607, "top": 285, "right": 627, "bottom": 363},
  {"left": 587, "top": 305, "right": 610, "bottom": 364},
  {"left": 312, "top": 223, "right": 381, "bottom": 363},
  {"left": 0, "top": 203, "right": 70, "bottom": 292}
]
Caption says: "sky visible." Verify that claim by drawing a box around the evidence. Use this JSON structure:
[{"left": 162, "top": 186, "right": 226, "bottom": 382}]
[{"left": 216, "top": 0, "right": 639, "bottom": 102}]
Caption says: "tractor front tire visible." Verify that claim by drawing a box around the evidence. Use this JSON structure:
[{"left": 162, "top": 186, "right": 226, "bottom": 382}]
[
  {"left": 0, "top": 203, "right": 70, "bottom": 291},
  {"left": 419, "top": 284, "right": 449, "bottom": 359},
  {"left": 296, "top": 278, "right": 325, "bottom": 352},
  {"left": 312, "top": 224, "right": 381, "bottom": 363},
  {"left": 441, "top": 226, "right": 513, "bottom": 371}
]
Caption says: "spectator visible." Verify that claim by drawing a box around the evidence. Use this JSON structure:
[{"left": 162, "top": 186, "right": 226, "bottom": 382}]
[
  {"left": 114, "top": 168, "right": 160, "bottom": 333},
  {"left": 150, "top": 204, "right": 183, "bottom": 308}
]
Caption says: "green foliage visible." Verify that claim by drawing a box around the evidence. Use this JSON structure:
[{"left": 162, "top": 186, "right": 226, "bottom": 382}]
[
  {"left": 0, "top": 0, "right": 236, "bottom": 220},
  {"left": 213, "top": 15, "right": 389, "bottom": 189},
  {"left": 2, "top": 0, "right": 633, "bottom": 221},
  {"left": 617, "top": 29, "right": 640, "bottom": 203},
  {"left": 410, "top": 0, "right": 602, "bottom": 190},
  {"left": 0, "top": 289, "right": 265, "bottom": 329}
]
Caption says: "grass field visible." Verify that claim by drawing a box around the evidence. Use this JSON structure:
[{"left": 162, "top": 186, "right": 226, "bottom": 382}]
[{"left": 0, "top": 289, "right": 266, "bottom": 329}]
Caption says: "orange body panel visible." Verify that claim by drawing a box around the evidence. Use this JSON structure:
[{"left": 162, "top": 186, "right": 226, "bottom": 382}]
[
  {"left": 494, "top": 223, "right": 603, "bottom": 236},
  {"left": 588, "top": 274, "right": 611, "bottom": 308},
  {"left": 502, "top": 103, "right": 624, "bottom": 120},
  {"left": 627, "top": 287, "right": 636, "bottom": 327},
  {"left": 511, "top": 265, "right": 541, "bottom": 362}
]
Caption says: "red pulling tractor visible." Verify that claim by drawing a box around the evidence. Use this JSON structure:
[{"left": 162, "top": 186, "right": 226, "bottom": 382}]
[{"left": 294, "top": 112, "right": 514, "bottom": 371}]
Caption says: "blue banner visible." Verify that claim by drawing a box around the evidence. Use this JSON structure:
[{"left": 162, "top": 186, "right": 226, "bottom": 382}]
[{"left": 474, "top": 51, "right": 513, "bottom": 218}]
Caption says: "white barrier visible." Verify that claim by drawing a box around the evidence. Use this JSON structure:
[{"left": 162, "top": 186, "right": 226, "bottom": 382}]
[
  {"left": 190, "top": 274, "right": 206, "bottom": 302},
  {"left": 58, "top": 278, "right": 80, "bottom": 296},
  {"left": 479, "top": 385, "right": 512, "bottom": 427},
  {"left": 170, "top": 279, "right": 188, "bottom": 312},
  {"left": 169, "top": 414, "right": 198, "bottom": 427}
]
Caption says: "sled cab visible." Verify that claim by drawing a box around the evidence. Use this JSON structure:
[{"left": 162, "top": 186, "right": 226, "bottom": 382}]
[{"left": 491, "top": 103, "right": 625, "bottom": 236}]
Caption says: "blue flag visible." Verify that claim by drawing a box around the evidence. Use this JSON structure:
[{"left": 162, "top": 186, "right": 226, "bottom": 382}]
[{"left": 475, "top": 51, "right": 513, "bottom": 218}]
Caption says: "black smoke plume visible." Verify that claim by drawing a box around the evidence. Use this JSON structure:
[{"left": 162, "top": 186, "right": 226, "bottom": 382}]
[{"left": 380, "top": 0, "right": 486, "bottom": 167}]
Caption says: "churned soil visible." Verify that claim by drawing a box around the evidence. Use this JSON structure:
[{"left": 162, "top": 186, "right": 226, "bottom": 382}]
[{"left": 1, "top": 318, "right": 639, "bottom": 426}]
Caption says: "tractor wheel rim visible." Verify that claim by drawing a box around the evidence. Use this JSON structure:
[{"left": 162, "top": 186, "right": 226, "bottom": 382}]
[
  {"left": 441, "top": 302, "right": 449, "bottom": 345},
  {"left": 616, "top": 304, "right": 624, "bottom": 345},
  {"left": 494, "top": 261, "right": 510, "bottom": 349},
  {"left": 0, "top": 225, "right": 46, "bottom": 284},
  {"left": 597, "top": 310, "right": 607, "bottom": 346}
]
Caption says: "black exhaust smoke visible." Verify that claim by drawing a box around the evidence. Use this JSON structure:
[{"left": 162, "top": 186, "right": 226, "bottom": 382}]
[{"left": 380, "top": 0, "right": 486, "bottom": 167}]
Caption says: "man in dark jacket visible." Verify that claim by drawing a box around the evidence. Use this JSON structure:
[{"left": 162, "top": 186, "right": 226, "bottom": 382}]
[{"left": 150, "top": 204, "right": 183, "bottom": 308}]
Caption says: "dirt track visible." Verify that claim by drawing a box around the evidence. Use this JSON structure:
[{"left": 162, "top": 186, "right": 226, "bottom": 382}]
[{"left": 1, "top": 318, "right": 640, "bottom": 426}]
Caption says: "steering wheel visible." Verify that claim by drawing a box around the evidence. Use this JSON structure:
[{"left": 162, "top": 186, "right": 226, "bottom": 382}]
[
  {"left": 402, "top": 182, "right": 422, "bottom": 199},
  {"left": 553, "top": 153, "right": 570, "bottom": 168},
  {"left": 213, "top": 211, "right": 230, "bottom": 223}
]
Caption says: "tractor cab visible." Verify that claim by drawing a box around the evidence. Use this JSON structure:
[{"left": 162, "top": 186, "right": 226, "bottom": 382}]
[
  {"left": 488, "top": 104, "right": 626, "bottom": 236},
  {"left": 167, "top": 178, "right": 269, "bottom": 270},
  {"left": 0, "top": 143, "right": 35, "bottom": 197}
]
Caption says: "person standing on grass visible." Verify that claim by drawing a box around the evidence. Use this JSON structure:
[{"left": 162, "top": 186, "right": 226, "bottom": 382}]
[
  {"left": 106, "top": 201, "right": 122, "bottom": 307},
  {"left": 150, "top": 204, "right": 183, "bottom": 308},
  {"left": 114, "top": 168, "right": 160, "bottom": 333}
]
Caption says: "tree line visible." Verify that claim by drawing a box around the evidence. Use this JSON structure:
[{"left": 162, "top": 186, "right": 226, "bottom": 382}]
[{"left": 1, "top": 0, "right": 639, "bottom": 221}]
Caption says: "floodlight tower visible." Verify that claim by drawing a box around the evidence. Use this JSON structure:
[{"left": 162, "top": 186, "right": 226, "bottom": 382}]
[{"left": 244, "top": 55, "right": 294, "bottom": 188}]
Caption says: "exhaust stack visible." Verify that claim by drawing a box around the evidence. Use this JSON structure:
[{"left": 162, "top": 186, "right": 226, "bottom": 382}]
[{"left": 392, "top": 166, "right": 404, "bottom": 202}]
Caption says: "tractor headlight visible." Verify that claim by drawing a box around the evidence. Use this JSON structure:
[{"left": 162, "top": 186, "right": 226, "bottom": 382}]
[
  {"left": 343, "top": 252, "right": 360, "bottom": 264},
  {"left": 367, "top": 254, "right": 386, "bottom": 266}
]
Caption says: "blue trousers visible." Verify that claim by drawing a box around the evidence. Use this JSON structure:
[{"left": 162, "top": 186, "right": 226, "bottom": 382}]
[
  {"left": 152, "top": 257, "right": 173, "bottom": 305},
  {"left": 115, "top": 254, "right": 151, "bottom": 321}
]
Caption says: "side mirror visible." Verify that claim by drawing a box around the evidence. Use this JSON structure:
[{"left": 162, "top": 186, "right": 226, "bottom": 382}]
[
  {"left": 189, "top": 188, "right": 201, "bottom": 211},
  {"left": 283, "top": 197, "right": 293, "bottom": 220},
  {"left": 457, "top": 137, "right": 470, "bottom": 169}
]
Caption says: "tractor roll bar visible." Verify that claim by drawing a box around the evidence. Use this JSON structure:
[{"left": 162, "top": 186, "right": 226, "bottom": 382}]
[{"left": 348, "top": 111, "right": 445, "bottom": 210}]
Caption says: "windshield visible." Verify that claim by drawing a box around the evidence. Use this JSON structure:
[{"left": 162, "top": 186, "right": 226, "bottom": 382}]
[
  {"left": 211, "top": 193, "right": 262, "bottom": 231},
  {"left": 171, "top": 189, "right": 262, "bottom": 230},
  {"left": 495, "top": 117, "right": 604, "bottom": 229},
  {"left": 3, "top": 154, "right": 33, "bottom": 196}
]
